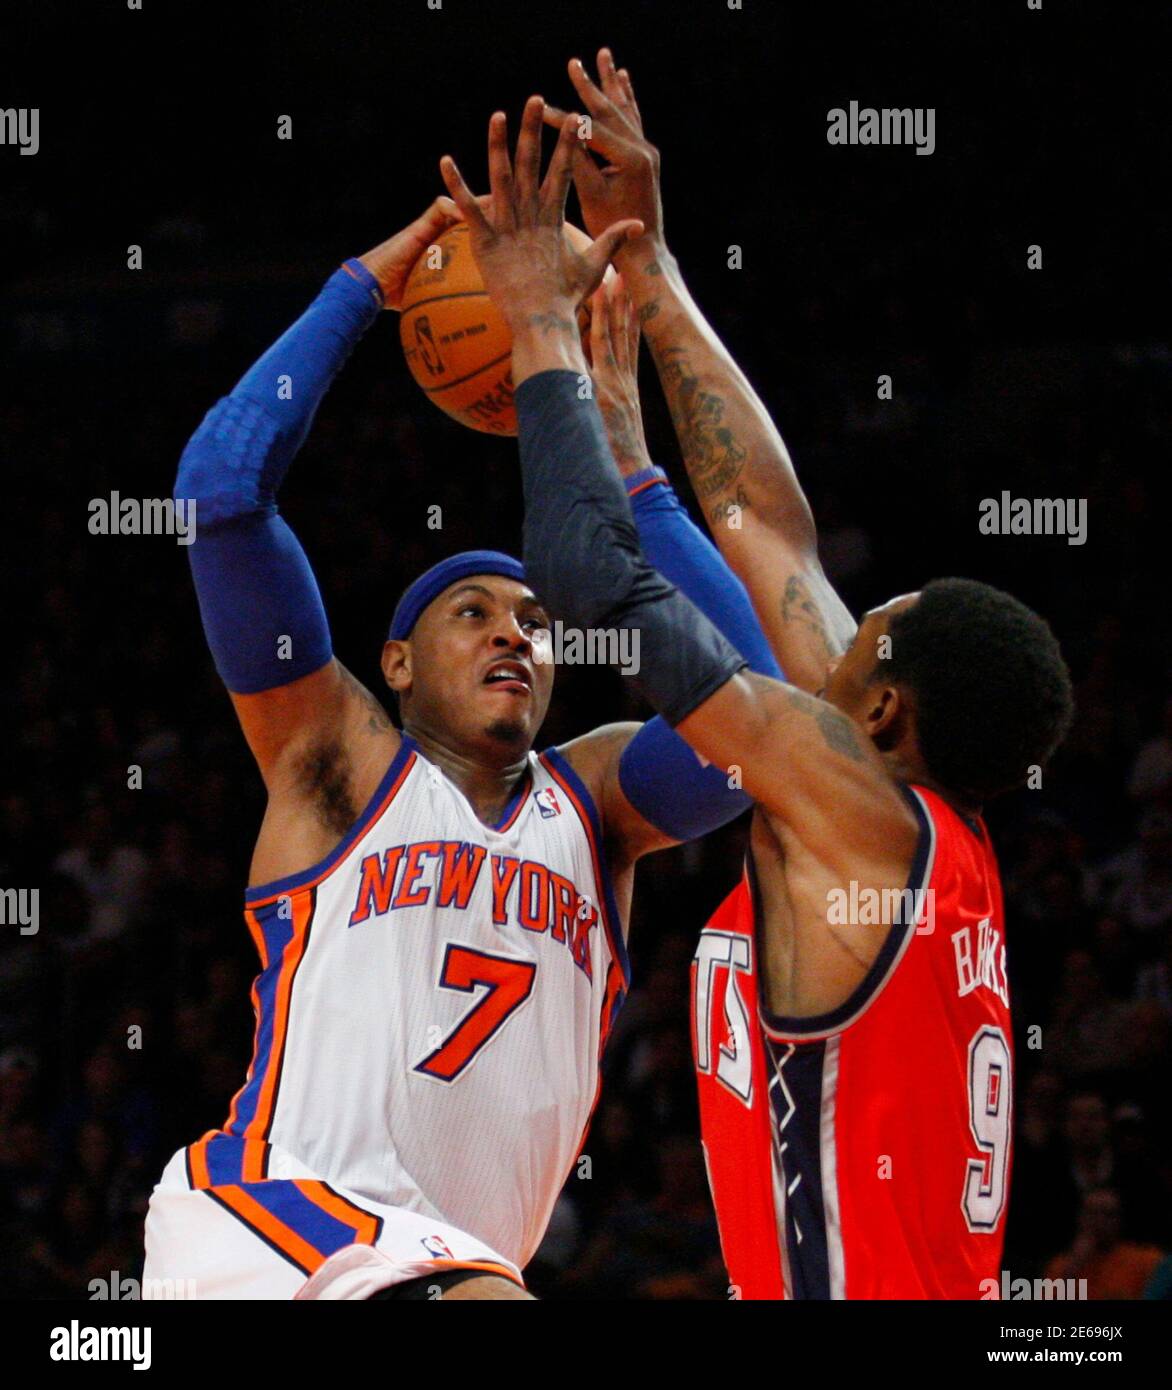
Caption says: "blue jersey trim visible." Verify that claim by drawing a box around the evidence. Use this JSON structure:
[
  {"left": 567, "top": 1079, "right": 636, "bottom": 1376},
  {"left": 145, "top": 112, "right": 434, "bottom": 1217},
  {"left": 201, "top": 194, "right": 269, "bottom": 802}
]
[
  {"left": 243, "top": 735, "right": 414, "bottom": 903},
  {"left": 756, "top": 785, "right": 934, "bottom": 1039},
  {"left": 539, "top": 746, "right": 631, "bottom": 991}
]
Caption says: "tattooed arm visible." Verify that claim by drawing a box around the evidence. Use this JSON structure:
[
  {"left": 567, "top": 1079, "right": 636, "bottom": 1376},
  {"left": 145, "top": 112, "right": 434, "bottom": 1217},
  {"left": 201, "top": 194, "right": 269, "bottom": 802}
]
[{"left": 546, "top": 50, "right": 857, "bottom": 692}]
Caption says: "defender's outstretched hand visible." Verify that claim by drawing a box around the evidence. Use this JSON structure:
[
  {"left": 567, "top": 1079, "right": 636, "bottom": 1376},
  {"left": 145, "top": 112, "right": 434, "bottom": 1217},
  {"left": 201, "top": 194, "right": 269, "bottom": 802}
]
[
  {"left": 543, "top": 49, "right": 663, "bottom": 255},
  {"left": 589, "top": 275, "right": 652, "bottom": 478},
  {"left": 439, "top": 96, "right": 644, "bottom": 382}
]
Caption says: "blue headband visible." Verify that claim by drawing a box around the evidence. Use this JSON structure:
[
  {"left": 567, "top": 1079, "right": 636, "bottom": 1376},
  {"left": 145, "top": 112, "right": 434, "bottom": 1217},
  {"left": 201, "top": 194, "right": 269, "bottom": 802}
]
[{"left": 388, "top": 550, "right": 527, "bottom": 640}]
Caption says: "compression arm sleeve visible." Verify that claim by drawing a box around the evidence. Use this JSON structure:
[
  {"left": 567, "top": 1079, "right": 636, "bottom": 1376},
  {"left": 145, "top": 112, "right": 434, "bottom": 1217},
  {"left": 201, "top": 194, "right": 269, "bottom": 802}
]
[
  {"left": 519, "top": 370, "right": 753, "bottom": 842},
  {"left": 174, "top": 260, "right": 383, "bottom": 693},
  {"left": 617, "top": 468, "right": 784, "bottom": 840}
]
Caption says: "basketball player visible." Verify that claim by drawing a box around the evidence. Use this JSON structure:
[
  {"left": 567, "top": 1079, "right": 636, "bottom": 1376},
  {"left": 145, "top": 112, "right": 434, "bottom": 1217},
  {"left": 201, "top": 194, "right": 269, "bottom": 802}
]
[
  {"left": 144, "top": 195, "right": 783, "bottom": 1299},
  {"left": 440, "top": 61, "right": 1075, "bottom": 1298}
]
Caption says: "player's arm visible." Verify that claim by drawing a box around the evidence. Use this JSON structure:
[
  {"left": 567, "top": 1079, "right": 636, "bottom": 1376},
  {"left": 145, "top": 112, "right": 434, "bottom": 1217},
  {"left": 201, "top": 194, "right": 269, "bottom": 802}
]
[
  {"left": 440, "top": 103, "right": 913, "bottom": 874},
  {"left": 514, "top": 362, "right": 916, "bottom": 870},
  {"left": 557, "top": 276, "right": 784, "bottom": 864},
  {"left": 546, "top": 50, "right": 857, "bottom": 693},
  {"left": 175, "top": 199, "right": 458, "bottom": 787}
]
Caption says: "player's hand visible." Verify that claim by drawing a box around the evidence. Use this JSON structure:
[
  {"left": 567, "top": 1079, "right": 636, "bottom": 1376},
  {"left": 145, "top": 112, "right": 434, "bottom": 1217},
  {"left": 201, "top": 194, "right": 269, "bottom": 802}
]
[
  {"left": 439, "top": 96, "right": 644, "bottom": 335},
  {"left": 357, "top": 197, "right": 461, "bottom": 311},
  {"left": 589, "top": 274, "right": 652, "bottom": 479},
  {"left": 543, "top": 49, "right": 664, "bottom": 256}
]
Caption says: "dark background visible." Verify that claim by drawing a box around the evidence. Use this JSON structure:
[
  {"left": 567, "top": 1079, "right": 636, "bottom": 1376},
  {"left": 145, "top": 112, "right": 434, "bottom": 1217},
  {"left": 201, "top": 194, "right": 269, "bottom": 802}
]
[{"left": 2, "top": 0, "right": 1171, "bottom": 1299}]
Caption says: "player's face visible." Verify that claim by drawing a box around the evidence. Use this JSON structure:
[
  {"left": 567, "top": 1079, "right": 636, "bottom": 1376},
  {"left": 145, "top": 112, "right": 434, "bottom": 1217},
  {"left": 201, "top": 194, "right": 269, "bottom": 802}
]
[
  {"left": 820, "top": 593, "right": 919, "bottom": 723},
  {"left": 394, "top": 575, "right": 555, "bottom": 754}
]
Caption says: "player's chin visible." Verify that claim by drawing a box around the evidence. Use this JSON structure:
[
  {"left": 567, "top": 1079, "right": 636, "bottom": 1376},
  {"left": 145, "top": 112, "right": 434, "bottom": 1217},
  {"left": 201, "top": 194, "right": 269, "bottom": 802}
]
[{"left": 484, "top": 716, "right": 530, "bottom": 748}]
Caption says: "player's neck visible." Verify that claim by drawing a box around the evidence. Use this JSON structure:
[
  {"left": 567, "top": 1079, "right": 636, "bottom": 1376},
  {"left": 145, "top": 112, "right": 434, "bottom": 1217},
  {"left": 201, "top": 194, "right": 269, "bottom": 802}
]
[
  {"left": 405, "top": 725, "right": 530, "bottom": 826},
  {"left": 884, "top": 750, "right": 982, "bottom": 820}
]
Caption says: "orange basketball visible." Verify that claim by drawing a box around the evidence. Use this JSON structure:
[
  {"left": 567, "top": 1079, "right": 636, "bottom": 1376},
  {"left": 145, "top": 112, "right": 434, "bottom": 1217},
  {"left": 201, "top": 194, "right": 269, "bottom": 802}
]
[{"left": 399, "top": 222, "right": 598, "bottom": 436}]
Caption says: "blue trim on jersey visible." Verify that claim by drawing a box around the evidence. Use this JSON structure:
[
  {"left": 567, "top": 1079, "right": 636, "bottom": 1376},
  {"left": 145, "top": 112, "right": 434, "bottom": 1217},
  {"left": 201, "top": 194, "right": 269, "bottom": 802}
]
[
  {"left": 399, "top": 731, "right": 532, "bottom": 833},
  {"left": 243, "top": 735, "right": 415, "bottom": 903},
  {"left": 491, "top": 764, "right": 531, "bottom": 831},
  {"left": 755, "top": 785, "right": 933, "bottom": 1039},
  {"left": 763, "top": 1037, "right": 832, "bottom": 1300},
  {"left": 538, "top": 746, "right": 631, "bottom": 991},
  {"left": 226, "top": 899, "right": 294, "bottom": 1136}
]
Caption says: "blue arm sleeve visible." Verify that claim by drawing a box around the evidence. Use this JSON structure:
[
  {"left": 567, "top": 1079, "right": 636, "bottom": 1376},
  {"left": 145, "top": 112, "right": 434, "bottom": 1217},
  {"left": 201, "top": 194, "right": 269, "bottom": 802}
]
[
  {"left": 617, "top": 468, "right": 785, "bottom": 842},
  {"left": 175, "top": 260, "right": 383, "bottom": 693}
]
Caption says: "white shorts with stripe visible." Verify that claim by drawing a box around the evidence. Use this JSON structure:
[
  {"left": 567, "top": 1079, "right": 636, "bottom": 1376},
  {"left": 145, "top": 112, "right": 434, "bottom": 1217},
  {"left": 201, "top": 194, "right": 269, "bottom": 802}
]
[{"left": 143, "top": 1144, "right": 523, "bottom": 1300}]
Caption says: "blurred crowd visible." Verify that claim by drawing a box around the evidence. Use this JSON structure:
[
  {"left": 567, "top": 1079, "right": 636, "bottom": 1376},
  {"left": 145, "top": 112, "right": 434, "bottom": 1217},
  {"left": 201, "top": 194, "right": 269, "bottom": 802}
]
[{"left": 2, "top": 240, "right": 1171, "bottom": 1299}]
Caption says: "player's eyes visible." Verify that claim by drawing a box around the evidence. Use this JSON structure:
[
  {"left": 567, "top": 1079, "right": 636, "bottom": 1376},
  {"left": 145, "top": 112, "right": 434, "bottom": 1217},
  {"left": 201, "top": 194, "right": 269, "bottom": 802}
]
[{"left": 459, "top": 605, "right": 486, "bottom": 619}]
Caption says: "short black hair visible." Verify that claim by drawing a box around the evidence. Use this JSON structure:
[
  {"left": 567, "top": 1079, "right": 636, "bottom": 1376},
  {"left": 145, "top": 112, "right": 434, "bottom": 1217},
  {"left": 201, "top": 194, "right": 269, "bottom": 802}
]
[{"left": 880, "top": 578, "right": 1074, "bottom": 804}]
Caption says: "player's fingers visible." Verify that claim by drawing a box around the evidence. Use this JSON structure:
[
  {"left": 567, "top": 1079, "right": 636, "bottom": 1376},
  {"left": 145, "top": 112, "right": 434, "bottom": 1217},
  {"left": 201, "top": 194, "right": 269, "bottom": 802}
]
[
  {"left": 550, "top": 88, "right": 636, "bottom": 165},
  {"left": 539, "top": 112, "right": 578, "bottom": 225},
  {"left": 617, "top": 68, "right": 644, "bottom": 132},
  {"left": 439, "top": 156, "right": 491, "bottom": 235},
  {"left": 514, "top": 95, "right": 545, "bottom": 222},
  {"left": 597, "top": 47, "right": 626, "bottom": 108},
  {"left": 568, "top": 55, "right": 629, "bottom": 130},
  {"left": 569, "top": 139, "right": 608, "bottom": 206},
  {"left": 486, "top": 111, "right": 516, "bottom": 229},
  {"left": 581, "top": 218, "right": 645, "bottom": 298},
  {"left": 417, "top": 194, "right": 459, "bottom": 227}
]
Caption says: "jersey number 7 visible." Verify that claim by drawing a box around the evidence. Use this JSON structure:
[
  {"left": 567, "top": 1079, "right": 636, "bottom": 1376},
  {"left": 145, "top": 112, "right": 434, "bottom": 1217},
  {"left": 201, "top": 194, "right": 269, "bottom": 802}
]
[{"left": 414, "top": 944, "right": 538, "bottom": 1083}]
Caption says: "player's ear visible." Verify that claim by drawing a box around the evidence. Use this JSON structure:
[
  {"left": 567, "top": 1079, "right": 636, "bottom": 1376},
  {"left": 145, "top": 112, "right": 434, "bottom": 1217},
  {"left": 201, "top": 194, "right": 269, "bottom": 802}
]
[
  {"left": 382, "top": 638, "right": 413, "bottom": 694},
  {"left": 864, "top": 682, "right": 906, "bottom": 748}
]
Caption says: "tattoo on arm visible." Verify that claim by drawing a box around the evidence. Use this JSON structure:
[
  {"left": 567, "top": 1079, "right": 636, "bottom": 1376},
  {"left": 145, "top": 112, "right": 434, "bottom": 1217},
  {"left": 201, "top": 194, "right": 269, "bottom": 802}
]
[
  {"left": 637, "top": 301, "right": 660, "bottom": 324},
  {"left": 647, "top": 344, "right": 748, "bottom": 517},
  {"left": 342, "top": 665, "right": 394, "bottom": 736},
  {"left": 599, "top": 401, "right": 646, "bottom": 477},
  {"left": 525, "top": 312, "right": 578, "bottom": 340},
  {"left": 775, "top": 682, "right": 866, "bottom": 763},
  {"left": 781, "top": 574, "right": 835, "bottom": 664}
]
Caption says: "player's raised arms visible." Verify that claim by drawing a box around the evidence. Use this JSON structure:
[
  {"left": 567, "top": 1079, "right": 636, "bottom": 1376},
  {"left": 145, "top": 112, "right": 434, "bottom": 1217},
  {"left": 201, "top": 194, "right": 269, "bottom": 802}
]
[
  {"left": 543, "top": 50, "right": 856, "bottom": 694},
  {"left": 440, "top": 100, "right": 918, "bottom": 900},
  {"left": 174, "top": 201, "right": 469, "bottom": 886}
]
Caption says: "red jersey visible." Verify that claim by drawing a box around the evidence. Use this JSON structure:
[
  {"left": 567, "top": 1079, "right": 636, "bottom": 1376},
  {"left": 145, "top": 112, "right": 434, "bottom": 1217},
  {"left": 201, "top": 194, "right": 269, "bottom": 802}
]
[{"left": 691, "top": 785, "right": 1012, "bottom": 1300}]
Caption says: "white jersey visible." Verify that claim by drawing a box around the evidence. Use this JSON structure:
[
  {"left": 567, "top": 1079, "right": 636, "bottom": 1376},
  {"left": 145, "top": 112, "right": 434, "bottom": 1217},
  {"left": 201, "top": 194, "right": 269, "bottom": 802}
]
[{"left": 181, "top": 733, "right": 628, "bottom": 1275}]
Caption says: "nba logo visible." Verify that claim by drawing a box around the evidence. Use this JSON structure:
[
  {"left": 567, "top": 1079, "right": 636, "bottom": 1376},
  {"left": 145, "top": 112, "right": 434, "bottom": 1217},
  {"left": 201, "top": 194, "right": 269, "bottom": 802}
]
[
  {"left": 421, "top": 1235, "right": 454, "bottom": 1259},
  {"left": 535, "top": 788, "right": 561, "bottom": 819}
]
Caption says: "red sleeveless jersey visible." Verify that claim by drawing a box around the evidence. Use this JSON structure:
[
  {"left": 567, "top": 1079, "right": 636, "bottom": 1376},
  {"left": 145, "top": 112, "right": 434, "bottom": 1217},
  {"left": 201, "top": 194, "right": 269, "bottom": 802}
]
[{"left": 691, "top": 786, "right": 1012, "bottom": 1300}]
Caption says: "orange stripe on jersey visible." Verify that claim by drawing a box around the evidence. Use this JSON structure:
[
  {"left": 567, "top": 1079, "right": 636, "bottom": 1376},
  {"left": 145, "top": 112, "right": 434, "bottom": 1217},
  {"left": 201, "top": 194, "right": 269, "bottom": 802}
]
[
  {"left": 246, "top": 891, "right": 315, "bottom": 1143},
  {"left": 186, "top": 1134, "right": 213, "bottom": 1189},
  {"left": 539, "top": 755, "right": 625, "bottom": 980},
  {"left": 223, "top": 908, "right": 272, "bottom": 1134},
  {"left": 244, "top": 752, "right": 416, "bottom": 909},
  {"left": 428, "top": 1259, "right": 525, "bottom": 1288},
  {"left": 292, "top": 1180, "right": 381, "bottom": 1246},
  {"left": 241, "top": 1137, "right": 270, "bottom": 1183},
  {"left": 211, "top": 1185, "right": 324, "bottom": 1275}
]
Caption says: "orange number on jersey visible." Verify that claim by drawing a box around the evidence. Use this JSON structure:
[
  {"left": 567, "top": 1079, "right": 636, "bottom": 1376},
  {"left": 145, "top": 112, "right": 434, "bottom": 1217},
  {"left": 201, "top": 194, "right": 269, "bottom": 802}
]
[{"left": 414, "top": 944, "right": 537, "bottom": 1083}]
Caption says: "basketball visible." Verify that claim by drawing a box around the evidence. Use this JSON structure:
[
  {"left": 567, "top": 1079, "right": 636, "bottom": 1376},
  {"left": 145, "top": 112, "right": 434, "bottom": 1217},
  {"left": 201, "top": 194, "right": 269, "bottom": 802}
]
[{"left": 400, "top": 221, "right": 598, "bottom": 435}]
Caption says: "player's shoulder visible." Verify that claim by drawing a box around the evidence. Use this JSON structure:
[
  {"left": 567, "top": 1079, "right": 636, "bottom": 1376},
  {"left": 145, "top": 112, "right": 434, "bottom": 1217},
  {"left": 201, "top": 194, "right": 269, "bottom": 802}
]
[{"left": 548, "top": 722, "right": 642, "bottom": 805}]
